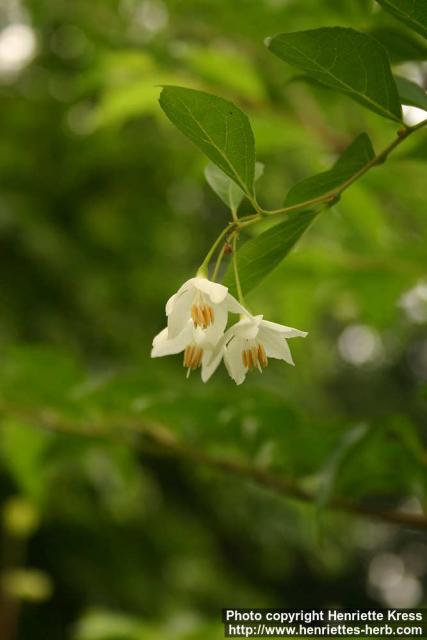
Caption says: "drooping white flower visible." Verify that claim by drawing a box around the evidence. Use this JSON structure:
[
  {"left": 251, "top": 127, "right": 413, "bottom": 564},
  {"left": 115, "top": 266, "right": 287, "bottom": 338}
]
[
  {"left": 165, "top": 276, "right": 246, "bottom": 348},
  {"left": 205, "top": 314, "right": 308, "bottom": 385},
  {"left": 151, "top": 319, "right": 225, "bottom": 380}
]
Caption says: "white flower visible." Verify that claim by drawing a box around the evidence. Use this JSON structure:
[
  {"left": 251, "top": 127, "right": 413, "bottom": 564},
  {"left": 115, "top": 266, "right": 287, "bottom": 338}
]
[
  {"left": 151, "top": 319, "right": 224, "bottom": 380},
  {"left": 165, "top": 276, "right": 245, "bottom": 348},
  {"left": 206, "top": 314, "right": 308, "bottom": 385},
  {"left": 151, "top": 276, "right": 308, "bottom": 385}
]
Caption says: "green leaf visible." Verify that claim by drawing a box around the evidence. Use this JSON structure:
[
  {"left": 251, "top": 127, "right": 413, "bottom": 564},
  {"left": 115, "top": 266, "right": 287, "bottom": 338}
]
[
  {"left": 316, "top": 424, "right": 372, "bottom": 508},
  {"left": 284, "top": 134, "right": 375, "bottom": 207},
  {"left": 159, "top": 86, "right": 256, "bottom": 196},
  {"left": 267, "top": 28, "right": 402, "bottom": 122},
  {"left": 376, "top": 0, "right": 427, "bottom": 40},
  {"left": 395, "top": 75, "right": 427, "bottom": 111},
  {"left": 205, "top": 162, "right": 264, "bottom": 212},
  {"left": 224, "top": 210, "right": 317, "bottom": 295},
  {"left": 370, "top": 27, "right": 427, "bottom": 63},
  {"left": 387, "top": 415, "right": 426, "bottom": 466}
]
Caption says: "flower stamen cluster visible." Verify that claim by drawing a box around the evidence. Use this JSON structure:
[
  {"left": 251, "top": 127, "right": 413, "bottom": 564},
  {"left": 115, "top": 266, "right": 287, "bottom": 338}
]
[
  {"left": 242, "top": 343, "right": 268, "bottom": 371},
  {"left": 191, "top": 298, "right": 215, "bottom": 328},
  {"left": 183, "top": 344, "right": 204, "bottom": 373}
]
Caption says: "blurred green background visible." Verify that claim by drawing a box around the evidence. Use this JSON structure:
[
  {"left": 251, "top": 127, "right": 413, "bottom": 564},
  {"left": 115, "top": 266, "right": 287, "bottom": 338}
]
[{"left": 0, "top": 0, "right": 426, "bottom": 638}]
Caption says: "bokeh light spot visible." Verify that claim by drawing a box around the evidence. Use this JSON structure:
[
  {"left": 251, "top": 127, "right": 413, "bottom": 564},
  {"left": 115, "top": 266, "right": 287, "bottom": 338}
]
[
  {"left": 0, "top": 23, "right": 36, "bottom": 74},
  {"left": 338, "top": 324, "right": 383, "bottom": 366}
]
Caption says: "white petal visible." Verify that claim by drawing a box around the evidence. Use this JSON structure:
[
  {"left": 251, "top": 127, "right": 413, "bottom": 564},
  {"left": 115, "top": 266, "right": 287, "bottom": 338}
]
[
  {"left": 151, "top": 323, "right": 192, "bottom": 358},
  {"left": 165, "top": 278, "right": 193, "bottom": 315},
  {"left": 231, "top": 314, "right": 263, "bottom": 340},
  {"left": 225, "top": 294, "right": 251, "bottom": 316},
  {"left": 165, "top": 292, "right": 178, "bottom": 316},
  {"left": 167, "top": 289, "right": 193, "bottom": 337},
  {"left": 261, "top": 329, "right": 294, "bottom": 365},
  {"left": 201, "top": 339, "right": 226, "bottom": 383},
  {"left": 193, "top": 325, "right": 209, "bottom": 347},
  {"left": 224, "top": 337, "right": 247, "bottom": 385},
  {"left": 152, "top": 327, "right": 168, "bottom": 347},
  {"left": 260, "top": 319, "right": 308, "bottom": 338},
  {"left": 203, "top": 324, "right": 235, "bottom": 350},
  {"left": 192, "top": 277, "right": 228, "bottom": 304},
  {"left": 202, "top": 303, "right": 228, "bottom": 347},
  {"left": 166, "top": 278, "right": 195, "bottom": 310}
]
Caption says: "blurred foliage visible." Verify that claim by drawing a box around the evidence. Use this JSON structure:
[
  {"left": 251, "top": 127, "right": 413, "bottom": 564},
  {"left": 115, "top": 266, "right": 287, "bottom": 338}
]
[{"left": 0, "top": 0, "right": 427, "bottom": 638}]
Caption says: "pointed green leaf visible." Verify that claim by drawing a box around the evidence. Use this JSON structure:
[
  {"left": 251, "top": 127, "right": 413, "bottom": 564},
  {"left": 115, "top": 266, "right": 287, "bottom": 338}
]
[
  {"left": 267, "top": 28, "right": 402, "bottom": 122},
  {"left": 370, "top": 27, "right": 427, "bottom": 63},
  {"left": 316, "top": 424, "right": 371, "bottom": 508},
  {"left": 159, "top": 86, "right": 256, "bottom": 196},
  {"left": 387, "top": 415, "right": 426, "bottom": 465},
  {"left": 204, "top": 162, "right": 264, "bottom": 212},
  {"left": 395, "top": 75, "right": 427, "bottom": 111},
  {"left": 224, "top": 210, "right": 317, "bottom": 296},
  {"left": 284, "top": 134, "right": 375, "bottom": 207},
  {"left": 376, "top": 0, "right": 427, "bottom": 40}
]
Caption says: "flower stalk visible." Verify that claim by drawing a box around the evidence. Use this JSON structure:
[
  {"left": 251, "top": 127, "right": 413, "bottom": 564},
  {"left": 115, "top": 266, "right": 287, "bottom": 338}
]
[{"left": 232, "top": 235, "right": 245, "bottom": 306}]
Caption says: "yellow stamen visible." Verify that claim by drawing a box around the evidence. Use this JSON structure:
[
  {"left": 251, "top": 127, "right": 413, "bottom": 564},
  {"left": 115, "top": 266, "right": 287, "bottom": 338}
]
[
  {"left": 242, "top": 350, "right": 248, "bottom": 368},
  {"left": 242, "top": 343, "right": 269, "bottom": 373},
  {"left": 252, "top": 346, "right": 259, "bottom": 369},
  {"left": 258, "top": 343, "right": 268, "bottom": 368},
  {"left": 195, "top": 348, "right": 203, "bottom": 368},
  {"left": 202, "top": 306, "right": 210, "bottom": 327},
  {"left": 190, "top": 347, "right": 198, "bottom": 368},
  {"left": 183, "top": 345, "right": 203, "bottom": 372},
  {"left": 183, "top": 345, "right": 193, "bottom": 368},
  {"left": 191, "top": 305, "right": 198, "bottom": 325},
  {"left": 191, "top": 301, "right": 215, "bottom": 329},
  {"left": 247, "top": 348, "right": 254, "bottom": 370}
]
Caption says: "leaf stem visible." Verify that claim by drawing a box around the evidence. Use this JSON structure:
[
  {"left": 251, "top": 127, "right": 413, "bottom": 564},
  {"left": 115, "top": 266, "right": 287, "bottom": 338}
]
[
  {"left": 236, "top": 213, "right": 260, "bottom": 223},
  {"left": 232, "top": 235, "right": 245, "bottom": 305},
  {"left": 248, "top": 194, "right": 264, "bottom": 216},
  {"left": 230, "top": 206, "right": 239, "bottom": 224}
]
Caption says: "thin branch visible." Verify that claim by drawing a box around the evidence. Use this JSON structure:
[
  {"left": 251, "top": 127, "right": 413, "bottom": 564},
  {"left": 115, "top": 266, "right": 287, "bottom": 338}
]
[
  {"left": 138, "top": 436, "right": 427, "bottom": 530},
  {"left": 197, "top": 223, "right": 234, "bottom": 276},
  {"left": 5, "top": 405, "right": 427, "bottom": 531},
  {"left": 202, "top": 120, "right": 427, "bottom": 274},
  {"left": 261, "top": 119, "right": 427, "bottom": 217}
]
